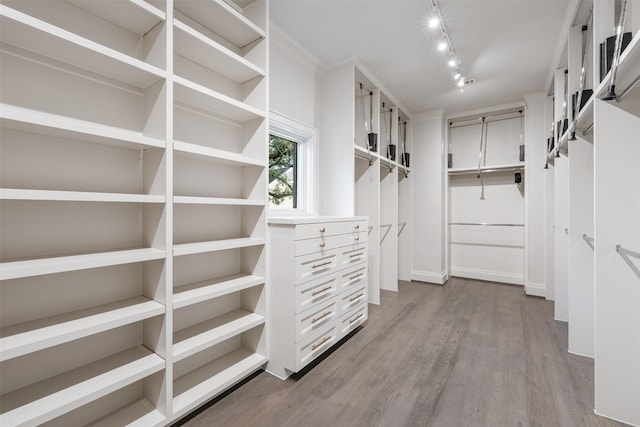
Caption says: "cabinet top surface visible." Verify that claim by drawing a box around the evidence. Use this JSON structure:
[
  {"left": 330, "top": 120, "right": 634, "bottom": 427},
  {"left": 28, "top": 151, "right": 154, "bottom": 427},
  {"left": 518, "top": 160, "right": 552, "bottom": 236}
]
[{"left": 268, "top": 216, "right": 368, "bottom": 225}]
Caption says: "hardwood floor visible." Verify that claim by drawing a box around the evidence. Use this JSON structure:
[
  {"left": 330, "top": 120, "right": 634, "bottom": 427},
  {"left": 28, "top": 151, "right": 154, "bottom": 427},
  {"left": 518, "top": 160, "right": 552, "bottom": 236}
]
[{"left": 177, "top": 278, "right": 628, "bottom": 427}]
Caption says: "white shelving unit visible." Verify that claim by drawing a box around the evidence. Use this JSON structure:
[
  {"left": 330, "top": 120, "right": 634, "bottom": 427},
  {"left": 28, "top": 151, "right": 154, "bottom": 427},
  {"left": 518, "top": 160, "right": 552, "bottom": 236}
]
[
  {"left": 0, "top": 0, "right": 268, "bottom": 425},
  {"left": 321, "top": 62, "right": 412, "bottom": 305}
]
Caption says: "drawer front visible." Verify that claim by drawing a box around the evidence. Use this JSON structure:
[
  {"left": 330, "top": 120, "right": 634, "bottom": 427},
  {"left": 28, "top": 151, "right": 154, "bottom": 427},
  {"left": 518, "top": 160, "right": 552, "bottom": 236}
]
[
  {"left": 296, "top": 323, "right": 338, "bottom": 371},
  {"left": 338, "top": 284, "right": 367, "bottom": 315},
  {"left": 295, "top": 232, "right": 367, "bottom": 257},
  {"left": 339, "top": 246, "right": 368, "bottom": 269},
  {"left": 336, "top": 263, "right": 368, "bottom": 294},
  {"left": 295, "top": 297, "right": 339, "bottom": 342},
  {"left": 296, "top": 249, "right": 340, "bottom": 284},
  {"left": 295, "top": 220, "right": 367, "bottom": 240},
  {"left": 295, "top": 274, "right": 339, "bottom": 314},
  {"left": 338, "top": 303, "right": 368, "bottom": 338}
]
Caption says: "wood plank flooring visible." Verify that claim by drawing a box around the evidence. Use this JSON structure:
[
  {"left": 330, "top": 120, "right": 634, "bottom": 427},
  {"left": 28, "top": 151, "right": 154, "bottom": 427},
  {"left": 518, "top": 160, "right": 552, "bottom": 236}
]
[{"left": 176, "top": 278, "right": 628, "bottom": 427}]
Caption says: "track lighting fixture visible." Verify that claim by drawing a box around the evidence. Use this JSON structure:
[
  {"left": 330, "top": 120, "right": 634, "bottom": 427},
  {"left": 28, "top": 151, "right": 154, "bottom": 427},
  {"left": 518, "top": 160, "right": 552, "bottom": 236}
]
[
  {"left": 429, "top": 0, "right": 468, "bottom": 91},
  {"left": 428, "top": 17, "right": 439, "bottom": 28}
]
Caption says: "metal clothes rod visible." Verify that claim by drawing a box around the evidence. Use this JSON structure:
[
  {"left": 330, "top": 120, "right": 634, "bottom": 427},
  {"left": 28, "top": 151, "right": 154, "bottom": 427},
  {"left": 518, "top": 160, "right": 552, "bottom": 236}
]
[
  {"left": 617, "top": 245, "right": 640, "bottom": 259},
  {"left": 448, "top": 222, "right": 524, "bottom": 227},
  {"left": 617, "top": 73, "right": 640, "bottom": 103},
  {"left": 398, "top": 222, "right": 407, "bottom": 236},
  {"left": 583, "top": 234, "right": 595, "bottom": 244},
  {"left": 450, "top": 114, "right": 524, "bottom": 129},
  {"left": 380, "top": 224, "right": 392, "bottom": 244}
]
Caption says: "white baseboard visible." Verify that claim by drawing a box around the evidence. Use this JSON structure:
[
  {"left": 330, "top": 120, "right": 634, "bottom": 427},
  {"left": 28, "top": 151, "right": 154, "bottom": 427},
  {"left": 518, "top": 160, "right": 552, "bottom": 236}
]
[
  {"left": 450, "top": 266, "right": 524, "bottom": 285},
  {"left": 568, "top": 349, "right": 594, "bottom": 359},
  {"left": 594, "top": 409, "right": 640, "bottom": 427},
  {"left": 525, "top": 280, "right": 546, "bottom": 297},
  {"left": 411, "top": 270, "right": 446, "bottom": 285}
]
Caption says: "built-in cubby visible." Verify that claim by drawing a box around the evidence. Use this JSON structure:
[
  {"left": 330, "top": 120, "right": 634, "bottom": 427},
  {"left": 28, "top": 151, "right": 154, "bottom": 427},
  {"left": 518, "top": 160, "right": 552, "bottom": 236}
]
[{"left": 0, "top": 0, "right": 267, "bottom": 424}]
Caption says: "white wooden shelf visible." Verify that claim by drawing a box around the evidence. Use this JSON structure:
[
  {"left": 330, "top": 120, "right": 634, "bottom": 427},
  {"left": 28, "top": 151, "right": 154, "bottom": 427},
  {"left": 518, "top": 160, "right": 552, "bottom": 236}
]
[
  {"left": 0, "top": 297, "right": 164, "bottom": 362},
  {"left": 174, "top": 140, "right": 265, "bottom": 167},
  {"left": 173, "top": 237, "right": 265, "bottom": 257},
  {"left": 173, "top": 310, "right": 264, "bottom": 362},
  {"left": 174, "top": 76, "right": 265, "bottom": 123},
  {"left": 174, "top": 0, "right": 265, "bottom": 48},
  {"left": 67, "top": 0, "right": 166, "bottom": 36},
  {"left": 174, "top": 19, "right": 265, "bottom": 84},
  {"left": 0, "top": 104, "right": 166, "bottom": 150},
  {"left": 172, "top": 348, "right": 266, "bottom": 415},
  {"left": 87, "top": 398, "right": 164, "bottom": 427},
  {"left": 0, "top": 188, "right": 165, "bottom": 203},
  {"left": 0, "top": 5, "right": 167, "bottom": 89},
  {"left": 174, "top": 274, "right": 265, "bottom": 309},
  {"left": 0, "top": 248, "right": 166, "bottom": 281},
  {"left": 0, "top": 345, "right": 164, "bottom": 427},
  {"left": 448, "top": 162, "right": 525, "bottom": 175},
  {"left": 173, "top": 196, "right": 265, "bottom": 206}
]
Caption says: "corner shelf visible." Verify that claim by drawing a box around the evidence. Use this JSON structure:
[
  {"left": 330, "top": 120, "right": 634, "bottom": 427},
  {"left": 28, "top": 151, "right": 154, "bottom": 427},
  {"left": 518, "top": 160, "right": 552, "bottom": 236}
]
[
  {"left": 0, "top": 5, "right": 167, "bottom": 89},
  {"left": 0, "top": 345, "right": 164, "bottom": 427},
  {"left": 0, "top": 248, "right": 166, "bottom": 281},
  {"left": 174, "top": 274, "right": 265, "bottom": 309},
  {"left": 173, "top": 310, "right": 264, "bottom": 362},
  {"left": 0, "top": 297, "right": 164, "bottom": 362}
]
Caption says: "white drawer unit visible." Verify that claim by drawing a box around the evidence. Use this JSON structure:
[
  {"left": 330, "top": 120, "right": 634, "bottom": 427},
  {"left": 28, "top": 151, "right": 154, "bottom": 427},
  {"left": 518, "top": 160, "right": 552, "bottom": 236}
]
[{"left": 267, "top": 216, "right": 369, "bottom": 379}]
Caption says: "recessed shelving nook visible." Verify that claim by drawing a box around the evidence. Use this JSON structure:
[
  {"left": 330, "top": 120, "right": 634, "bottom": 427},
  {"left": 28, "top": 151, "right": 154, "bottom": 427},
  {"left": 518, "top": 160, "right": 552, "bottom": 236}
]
[{"left": 0, "top": 0, "right": 268, "bottom": 424}]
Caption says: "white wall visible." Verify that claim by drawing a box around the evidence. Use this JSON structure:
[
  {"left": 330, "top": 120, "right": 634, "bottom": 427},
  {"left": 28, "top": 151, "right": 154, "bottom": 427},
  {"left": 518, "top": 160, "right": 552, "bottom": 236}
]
[
  {"left": 411, "top": 110, "right": 446, "bottom": 284},
  {"left": 524, "top": 95, "right": 554, "bottom": 297}
]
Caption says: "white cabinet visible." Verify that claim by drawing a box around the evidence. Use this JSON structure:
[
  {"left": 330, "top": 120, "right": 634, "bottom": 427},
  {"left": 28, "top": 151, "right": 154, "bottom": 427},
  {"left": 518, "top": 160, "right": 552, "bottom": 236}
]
[
  {"left": 0, "top": 0, "right": 268, "bottom": 425},
  {"left": 267, "top": 216, "right": 368, "bottom": 379}
]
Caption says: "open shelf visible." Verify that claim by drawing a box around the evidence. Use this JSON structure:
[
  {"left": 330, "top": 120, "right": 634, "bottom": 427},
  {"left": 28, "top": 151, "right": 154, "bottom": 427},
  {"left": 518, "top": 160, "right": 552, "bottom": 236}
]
[
  {"left": 88, "top": 398, "right": 164, "bottom": 427},
  {"left": 0, "top": 345, "right": 164, "bottom": 427},
  {"left": 173, "top": 310, "right": 264, "bottom": 362},
  {"left": 448, "top": 162, "right": 525, "bottom": 175},
  {"left": 0, "top": 248, "right": 166, "bottom": 281},
  {"left": 67, "top": 0, "right": 166, "bottom": 35},
  {"left": 174, "top": 76, "right": 265, "bottom": 123},
  {"left": 174, "top": 274, "right": 265, "bottom": 309},
  {"left": 172, "top": 348, "right": 266, "bottom": 414},
  {"left": 0, "top": 104, "right": 166, "bottom": 150},
  {"left": 0, "top": 5, "right": 166, "bottom": 89},
  {"left": 173, "top": 196, "right": 264, "bottom": 206},
  {"left": 0, "top": 297, "right": 164, "bottom": 362},
  {"left": 174, "top": 19, "right": 265, "bottom": 84},
  {"left": 173, "top": 0, "right": 265, "bottom": 48},
  {"left": 173, "top": 237, "right": 265, "bottom": 257},
  {"left": 174, "top": 140, "right": 265, "bottom": 167},
  {"left": 0, "top": 188, "right": 165, "bottom": 203}
]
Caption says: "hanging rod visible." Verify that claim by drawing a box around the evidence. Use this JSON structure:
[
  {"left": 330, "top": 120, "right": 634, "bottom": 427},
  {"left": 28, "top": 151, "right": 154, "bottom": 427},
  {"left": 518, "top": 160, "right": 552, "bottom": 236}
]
[
  {"left": 616, "top": 245, "right": 640, "bottom": 259},
  {"left": 616, "top": 72, "right": 640, "bottom": 103},
  {"left": 398, "top": 222, "right": 407, "bottom": 236},
  {"left": 448, "top": 222, "right": 524, "bottom": 227},
  {"left": 380, "top": 224, "right": 392, "bottom": 244},
  {"left": 450, "top": 113, "right": 523, "bottom": 129}
]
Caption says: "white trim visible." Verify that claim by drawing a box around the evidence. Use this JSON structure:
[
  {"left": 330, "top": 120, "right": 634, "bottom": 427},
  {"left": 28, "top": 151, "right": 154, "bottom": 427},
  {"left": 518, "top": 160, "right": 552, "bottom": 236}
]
[
  {"left": 450, "top": 267, "right": 524, "bottom": 285},
  {"left": 269, "top": 23, "right": 326, "bottom": 72},
  {"left": 269, "top": 111, "right": 318, "bottom": 216},
  {"left": 411, "top": 270, "right": 447, "bottom": 285},
  {"left": 525, "top": 280, "right": 547, "bottom": 297}
]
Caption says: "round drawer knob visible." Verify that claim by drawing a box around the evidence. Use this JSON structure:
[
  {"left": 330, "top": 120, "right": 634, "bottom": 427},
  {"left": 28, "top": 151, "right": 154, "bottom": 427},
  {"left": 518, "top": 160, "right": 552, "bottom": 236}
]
[
  {"left": 355, "top": 224, "right": 360, "bottom": 229},
  {"left": 319, "top": 242, "right": 326, "bottom": 248},
  {"left": 354, "top": 236, "right": 360, "bottom": 241},
  {"left": 319, "top": 227, "right": 326, "bottom": 233}
]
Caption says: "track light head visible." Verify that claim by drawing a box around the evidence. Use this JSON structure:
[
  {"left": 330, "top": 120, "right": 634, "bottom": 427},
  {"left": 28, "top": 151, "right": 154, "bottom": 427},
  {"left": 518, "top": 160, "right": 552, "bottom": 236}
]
[
  {"left": 438, "top": 41, "right": 447, "bottom": 51},
  {"left": 428, "top": 17, "right": 439, "bottom": 28}
]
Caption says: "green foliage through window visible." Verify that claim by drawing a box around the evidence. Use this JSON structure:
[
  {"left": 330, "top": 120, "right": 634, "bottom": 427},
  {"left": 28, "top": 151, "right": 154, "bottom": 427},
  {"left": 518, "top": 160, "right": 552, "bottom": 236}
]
[{"left": 269, "top": 135, "right": 297, "bottom": 208}]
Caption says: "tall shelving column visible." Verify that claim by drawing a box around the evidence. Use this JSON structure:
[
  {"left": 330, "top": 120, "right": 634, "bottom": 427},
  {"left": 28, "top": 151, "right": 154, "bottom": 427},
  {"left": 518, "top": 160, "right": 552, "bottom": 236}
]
[
  {"left": 169, "top": 0, "right": 268, "bottom": 422},
  {"left": 0, "top": 0, "right": 170, "bottom": 425}
]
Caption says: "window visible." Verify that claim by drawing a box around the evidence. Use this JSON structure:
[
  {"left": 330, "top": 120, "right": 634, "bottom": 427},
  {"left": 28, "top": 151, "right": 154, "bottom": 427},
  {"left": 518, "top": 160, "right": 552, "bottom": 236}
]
[
  {"left": 269, "top": 112, "right": 317, "bottom": 214},
  {"left": 269, "top": 135, "right": 298, "bottom": 208}
]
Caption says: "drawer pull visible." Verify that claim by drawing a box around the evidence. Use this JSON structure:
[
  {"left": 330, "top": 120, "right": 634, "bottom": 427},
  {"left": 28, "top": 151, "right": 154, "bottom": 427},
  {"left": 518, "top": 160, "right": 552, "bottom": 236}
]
[
  {"left": 312, "top": 260, "right": 332, "bottom": 269},
  {"left": 312, "top": 336, "right": 331, "bottom": 350},
  {"left": 355, "top": 224, "right": 360, "bottom": 229},
  {"left": 319, "top": 227, "right": 326, "bottom": 233},
  {"left": 312, "top": 286, "right": 332, "bottom": 296},
  {"left": 354, "top": 236, "right": 360, "bottom": 241},
  {"left": 349, "top": 293, "right": 364, "bottom": 302},
  {"left": 349, "top": 272, "right": 364, "bottom": 280},
  {"left": 349, "top": 252, "right": 364, "bottom": 258},
  {"left": 349, "top": 313, "right": 364, "bottom": 324},
  {"left": 319, "top": 242, "right": 326, "bottom": 248},
  {"left": 312, "top": 311, "right": 332, "bottom": 324}
]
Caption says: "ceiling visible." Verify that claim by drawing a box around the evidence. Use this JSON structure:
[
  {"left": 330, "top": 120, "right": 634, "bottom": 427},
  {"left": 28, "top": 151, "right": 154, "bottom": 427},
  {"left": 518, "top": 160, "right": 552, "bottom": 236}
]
[{"left": 270, "top": 0, "right": 573, "bottom": 116}]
